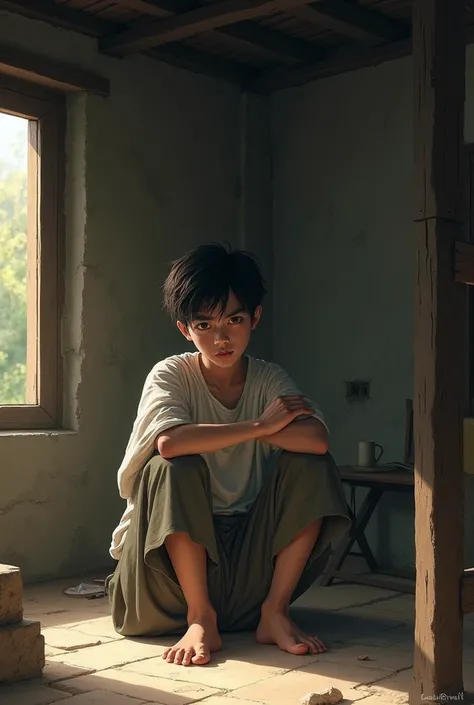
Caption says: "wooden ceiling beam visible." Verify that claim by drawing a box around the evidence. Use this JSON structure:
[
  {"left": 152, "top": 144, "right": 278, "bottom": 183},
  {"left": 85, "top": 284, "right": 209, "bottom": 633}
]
[
  {"left": 252, "top": 22, "right": 474, "bottom": 93},
  {"left": 221, "top": 22, "right": 324, "bottom": 62},
  {"left": 0, "top": 0, "right": 252, "bottom": 86},
  {"left": 0, "top": 0, "right": 109, "bottom": 35},
  {"left": 99, "top": 0, "right": 319, "bottom": 56},
  {"left": 111, "top": 0, "right": 195, "bottom": 19},
  {"left": 251, "top": 36, "right": 412, "bottom": 91},
  {"left": 291, "top": 1, "right": 409, "bottom": 44},
  {"left": 0, "top": 43, "right": 110, "bottom": 94},
  {"left": 114, "top": 0, "right": 323, "bottom": 63},
  {"left": 147, "top": 44, "right": 255, "bottom": 84}
]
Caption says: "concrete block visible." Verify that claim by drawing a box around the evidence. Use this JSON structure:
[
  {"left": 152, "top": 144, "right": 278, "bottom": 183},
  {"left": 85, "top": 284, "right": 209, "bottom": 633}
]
[
  {"left": 0, "top": 563, "right": 23, "bottom": 625},
  {"left": 0, "top": 619, "right": 45, "bottom": 683}
]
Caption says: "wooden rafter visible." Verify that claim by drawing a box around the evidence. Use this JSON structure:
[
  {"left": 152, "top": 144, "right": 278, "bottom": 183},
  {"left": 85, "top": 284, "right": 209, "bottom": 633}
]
[
  {"left": 252, "top": 35, "right": 411, "bottom": 91},
  {"left": 99, "top": 0, "right": 319, "bottom": 56},
  {"left": 0, "top": 0, "right": 108, "bottom": 35},
  {"left": 113, "top": 0, "right": 323, "bottom": 62},
  {"left": 0, "top": 0, "right": 253, "bottom": 85},
  {"left": 147, "top": 43, "right": 254, "bottom": 84},
  {"left": 221, "top": 22, "right": 324, "bottom": 62},
  {"left": 0, "top": 44, "right": 109, "bottom": 95},
  {"left": 253, "top": 22, "right": 474, "bottom": 92},
  {"left": 291, "top": 1, "right": 409, "bottom": 44},
  {"left": 411, "top": 0, "right": 467, "bottom": 701}
]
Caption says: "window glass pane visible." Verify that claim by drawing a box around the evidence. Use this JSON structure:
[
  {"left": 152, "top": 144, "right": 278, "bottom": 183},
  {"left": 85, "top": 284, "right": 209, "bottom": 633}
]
[{"left": 0, "top": 111, "right": 28, "bottom": 405}]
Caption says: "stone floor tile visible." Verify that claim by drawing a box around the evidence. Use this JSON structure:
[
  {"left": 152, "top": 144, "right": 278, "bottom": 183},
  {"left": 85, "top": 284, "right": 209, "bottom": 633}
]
[
  {"left": 123, "top": 651, "right": 291, "bottom": 690},
  {"left": 289, "top": 604, "right": 405, "bottom": 649},
  {"left": 346, "top": 624, "right": 413, "bottom": 650},
  {"left": 321, "top": 642, "right": 413, "bottom": 671},
  {"left": 47, "top": 638, "right": 163, "bottom": 671},
  {"left": 220, "top": 633, "right": 322, "bottom": 670},
  {"left": 229, "top": 660, "right": 389, "bottom": 705},
  {"left": 63, "top": 618, "right": 123, "bottom": 641},
  {"left": 345, "top": 692, "right": 408, "bottom": 704},
  {"left": 339, "top": 605, "right": 406, "bottom": 627},
  {"left": 366, "top": 606, "right": 414, "bottom": 624},
  {"left": 41, "top": 661, "right": 96, "bottom": 683},
  {"left": 25, "top": 606, "right": 111, "bottom": 629},
  {"left": 43, "top": 627, "right": 113, "bottom": 651},
  {"left": 53, "top": 691, "right": 147, "bottom": 704},
  {"left": 292, "top": 583, "right": 402, "bottom": 612},
  {"left": 355, "top": 667, "right": 413, "bottom": 702},
  {"left": 56, "top": 668, "right": 222, "bottom": 703},
  {"left": 194, "top": 698, "right": 261, "bottom": 705},
  {"left": 0, "top": 682, "right": 71, "bottom": 705},
  {"left": 46, "top": 646, "right": 69, "bottom": 657},
  {"left": 372, "top": 595, "right": 414, "bottom": 614}
]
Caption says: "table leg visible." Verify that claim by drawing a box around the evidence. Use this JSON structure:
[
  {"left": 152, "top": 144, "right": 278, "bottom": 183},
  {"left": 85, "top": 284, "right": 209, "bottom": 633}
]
[{"left": 320, "top": 487, "right": 382, "bottom": 586}]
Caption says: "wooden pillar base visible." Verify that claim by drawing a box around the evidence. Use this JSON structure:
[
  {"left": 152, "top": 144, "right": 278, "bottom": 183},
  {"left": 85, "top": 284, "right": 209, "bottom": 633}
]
[{"left": 411, "top": 219, "right": 465, "bottom": 704}]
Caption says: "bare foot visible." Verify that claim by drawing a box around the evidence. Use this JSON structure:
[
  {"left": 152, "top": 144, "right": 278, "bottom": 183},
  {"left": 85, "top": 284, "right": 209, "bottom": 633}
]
[
  {"left": 256, "top": 606, "right": 326, "bottom": 656},
  {"left": 162, "top": 613, "right": 222, "bottom": 666}
]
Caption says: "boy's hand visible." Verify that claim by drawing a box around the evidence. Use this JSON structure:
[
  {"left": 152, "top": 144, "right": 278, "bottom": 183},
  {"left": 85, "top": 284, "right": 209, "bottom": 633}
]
[{"left": 257, "top": 395, "right": 314, "bottom": 436}]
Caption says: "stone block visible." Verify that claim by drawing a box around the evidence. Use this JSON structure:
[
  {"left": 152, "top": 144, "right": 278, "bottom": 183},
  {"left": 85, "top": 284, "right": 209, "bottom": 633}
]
[
  {"left": 0, "top": 619, "right": 45, "bottom": 683},
  {"left": 0, "top": 563, "right": 23, "bottom": 626}
]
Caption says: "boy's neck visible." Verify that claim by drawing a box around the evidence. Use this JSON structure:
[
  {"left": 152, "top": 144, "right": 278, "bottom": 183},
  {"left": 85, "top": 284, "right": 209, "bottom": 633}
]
[{"left": 198, "top": 353, "right": 248, "bottom": 389}]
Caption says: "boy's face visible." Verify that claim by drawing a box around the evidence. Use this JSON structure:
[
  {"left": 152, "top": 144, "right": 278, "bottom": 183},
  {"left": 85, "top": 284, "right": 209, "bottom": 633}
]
[{"left": 177, "top": 290, "right": 261, "bottom": 369}]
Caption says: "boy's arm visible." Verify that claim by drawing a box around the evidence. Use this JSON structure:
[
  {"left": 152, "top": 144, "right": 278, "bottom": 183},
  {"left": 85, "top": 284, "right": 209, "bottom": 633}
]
[
  {"left": 157, "top": 421, "right": 263, "bottom": 459},
  {"left": 257, "top": 418, "right": 329, "bottom": 455},
  {"left": 157, "top": 395, "right": 314, "bottom": 458}
]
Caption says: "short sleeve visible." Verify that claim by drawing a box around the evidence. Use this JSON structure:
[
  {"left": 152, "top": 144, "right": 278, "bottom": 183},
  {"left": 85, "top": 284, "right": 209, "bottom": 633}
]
[
  {"left": 142, "top": 360, "right": 193, "bottom": 436},
  {"left": 116, "top": 357, "right": 192, "bottom": 498},
  {"left": 264, "top": 363, "right": 328, "bottom": 430}
]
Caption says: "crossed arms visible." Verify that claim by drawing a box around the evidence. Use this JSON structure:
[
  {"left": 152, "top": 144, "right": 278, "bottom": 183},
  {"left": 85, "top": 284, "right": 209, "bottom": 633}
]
[{"left": 157, "top": 395, "right": 329, "bottom": 459}]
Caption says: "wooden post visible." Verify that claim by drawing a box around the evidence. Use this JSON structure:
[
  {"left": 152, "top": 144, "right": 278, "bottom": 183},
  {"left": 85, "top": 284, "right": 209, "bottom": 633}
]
[{"left": 412, "top": 0, "right": 467, "bottom": 702}]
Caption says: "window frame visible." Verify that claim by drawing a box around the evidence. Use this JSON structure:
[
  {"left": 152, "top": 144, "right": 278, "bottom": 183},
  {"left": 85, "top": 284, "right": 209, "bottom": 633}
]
[{"left": 0, "top": 75, "right": 65, "bottom": 430}]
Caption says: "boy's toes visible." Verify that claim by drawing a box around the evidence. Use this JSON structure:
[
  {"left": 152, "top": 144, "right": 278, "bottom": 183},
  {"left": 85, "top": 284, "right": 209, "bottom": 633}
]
[
  {"left": 174, "top": 648, "right": 186, "bottom": 665},
  {"left": 182, "top": 649, "right": 194, "bottom": 666},
  {"left": 192, "top": 648, "right": 211, "bottom": 665},
  {"left": 284, "top": 638, "right": 308, "bottom": 655}
]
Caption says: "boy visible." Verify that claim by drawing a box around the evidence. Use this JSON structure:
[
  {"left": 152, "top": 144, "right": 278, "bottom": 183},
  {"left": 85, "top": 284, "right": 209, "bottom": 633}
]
[{"left": 107, "top": 243, "right": 350, "bottom": 667}]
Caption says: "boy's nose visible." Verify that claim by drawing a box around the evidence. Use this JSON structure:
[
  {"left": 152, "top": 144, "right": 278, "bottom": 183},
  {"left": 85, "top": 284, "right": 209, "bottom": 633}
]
[{"left": 214, "top": 330, "right": 230, "bottom": 343}]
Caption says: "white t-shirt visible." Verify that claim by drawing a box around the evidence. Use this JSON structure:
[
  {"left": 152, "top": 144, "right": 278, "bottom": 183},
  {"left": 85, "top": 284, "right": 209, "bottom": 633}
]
[{"left": 109, "top": 352, "right": 326, "bottom": 558}]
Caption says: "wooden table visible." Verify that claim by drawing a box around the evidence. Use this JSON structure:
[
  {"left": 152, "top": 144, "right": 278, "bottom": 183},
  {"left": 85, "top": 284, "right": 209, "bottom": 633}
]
[{"left": 320, "top": 466, "right": 415, "bottom": 593}]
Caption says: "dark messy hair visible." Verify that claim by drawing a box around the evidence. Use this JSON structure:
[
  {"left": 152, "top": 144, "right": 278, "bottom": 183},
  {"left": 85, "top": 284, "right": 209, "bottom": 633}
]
[{"left": 162, "top": 242, "right": 267, "bottom": 325}]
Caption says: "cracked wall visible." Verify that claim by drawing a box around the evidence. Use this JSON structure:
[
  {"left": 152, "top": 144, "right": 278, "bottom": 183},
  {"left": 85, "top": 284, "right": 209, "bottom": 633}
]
[{"left": 0, "top": 12, "right": 272, "bottom": 582}]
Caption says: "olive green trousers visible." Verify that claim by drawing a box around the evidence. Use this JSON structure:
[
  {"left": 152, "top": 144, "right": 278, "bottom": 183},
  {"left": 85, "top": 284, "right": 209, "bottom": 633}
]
[{"left": 108, "top": 450, "right": 350, "bottom": 637}]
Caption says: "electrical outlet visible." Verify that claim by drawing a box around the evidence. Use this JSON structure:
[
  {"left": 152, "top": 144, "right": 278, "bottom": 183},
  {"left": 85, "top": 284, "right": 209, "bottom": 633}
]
[{"left": 346, "top": 380, "right": 370, "bottom": 401}]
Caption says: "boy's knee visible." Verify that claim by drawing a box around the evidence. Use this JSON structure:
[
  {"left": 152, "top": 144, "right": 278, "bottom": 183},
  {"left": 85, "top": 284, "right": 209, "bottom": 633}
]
[
  {"left": 145, "top": 453, "right": 209, "bottom": 480},
  {"left": 278, "top": 450, "right": 334, "bottom": 470}
]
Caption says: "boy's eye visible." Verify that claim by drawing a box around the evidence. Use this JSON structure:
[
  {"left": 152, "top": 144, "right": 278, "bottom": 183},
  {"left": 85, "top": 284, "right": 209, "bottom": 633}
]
[
  {"left": 229, "top": 316, "right": 244, "bottom": 324},
  {"left": 195, "top": 322, "right": 210, "bottom": 331}
]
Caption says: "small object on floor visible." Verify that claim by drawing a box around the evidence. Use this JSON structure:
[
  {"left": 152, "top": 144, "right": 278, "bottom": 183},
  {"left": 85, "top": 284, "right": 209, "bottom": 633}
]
[
  {"left": 357, "top": 654, "right": 372, "bottom": 661},
  {"left": 62, "top": 582, "right": 105, "bottom": 599},
  {"left": 300, "top": 687, "right": 343, "bottom": 705}
]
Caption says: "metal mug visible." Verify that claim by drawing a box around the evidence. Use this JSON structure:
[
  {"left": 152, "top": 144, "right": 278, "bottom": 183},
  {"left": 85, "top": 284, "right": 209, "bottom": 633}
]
[{"left": 357, "top": 440, "right": 384, "bottom": 467}]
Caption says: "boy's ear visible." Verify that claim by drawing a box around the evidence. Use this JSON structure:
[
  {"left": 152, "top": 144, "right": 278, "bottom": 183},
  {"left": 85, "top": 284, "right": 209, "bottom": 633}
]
[
  {"left": 177, "top": 320, "right": 192, "bottom": 341},
  {"left": 251, "top": 305, "right": 263, "bottom": 330}
]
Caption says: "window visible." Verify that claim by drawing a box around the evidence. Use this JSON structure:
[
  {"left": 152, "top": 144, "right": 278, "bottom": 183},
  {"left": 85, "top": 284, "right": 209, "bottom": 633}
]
[{"left": 0, "top": 77, "right": 65, "bottom": 430}]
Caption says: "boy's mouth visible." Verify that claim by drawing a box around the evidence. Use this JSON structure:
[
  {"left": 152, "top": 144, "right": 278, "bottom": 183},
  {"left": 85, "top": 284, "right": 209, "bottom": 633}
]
[{"left": 215, "top": 350, "right": 233, "bottom": 357}]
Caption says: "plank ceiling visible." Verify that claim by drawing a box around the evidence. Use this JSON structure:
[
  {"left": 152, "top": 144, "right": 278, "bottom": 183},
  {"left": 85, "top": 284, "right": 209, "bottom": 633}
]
[{"left": 1, "top": 0, "right": 474, "bottom": 90}]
